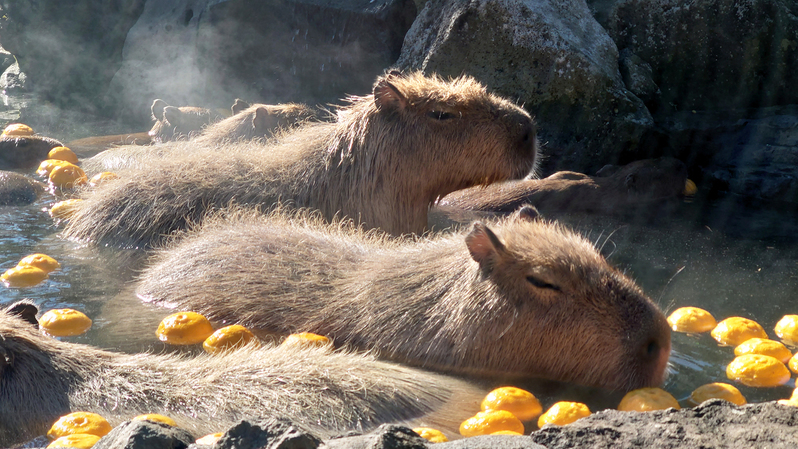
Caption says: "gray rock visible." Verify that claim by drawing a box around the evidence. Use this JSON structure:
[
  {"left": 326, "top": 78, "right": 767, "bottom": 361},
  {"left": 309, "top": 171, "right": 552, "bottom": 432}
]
[
  {"left": 325, "top": 425, "right": 428, "bottom": 449},
  {"left": 529, "top": 399, "right": 798, "bottom": 448},
  {"left": 618, "top": 49, "right": 659, "bottom": 104},
  {"left": 212, "top": 417, "right": 322, "bottom": 449},
  {"left": 397, "top": 0, "right": 654, "bottom": 173},
  {"left": 0, "top": 62, "right": 28, "bottom": 92},
  {"left": 93, "top": 419, "right": 195, "bottom": 449},
  {"left": 0, "top": 171, "right": 47, "bottom": 206},
  {"left": 438, "top": 435, "right": 545, "bottom": 449}
]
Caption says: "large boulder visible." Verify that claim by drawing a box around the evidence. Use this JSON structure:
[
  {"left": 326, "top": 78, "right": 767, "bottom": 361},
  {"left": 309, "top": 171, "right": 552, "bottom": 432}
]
[{"left": 397, "top": 0, "right": 654, "bottom": 173}]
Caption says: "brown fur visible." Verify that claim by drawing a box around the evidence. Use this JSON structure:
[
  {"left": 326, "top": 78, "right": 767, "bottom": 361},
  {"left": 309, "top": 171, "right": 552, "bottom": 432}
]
[
  {"left": 437, "top": 158, "right": 688, "bottom": 214},
  {"left": 0, "top": 135, "right": 65, "bottom": 170},
  {"left": 0, "top": 170, "right": 46, "bottom": 205},
  {"left": 64, "top": 71, "right": 538, "bottom": 248},
  {"left": 0, "top": 302, "right": 484, "bottom": 447},
  {"left": 137, "top": 207, "right": 671, "bottom": 391},
  {"left": 148, "top": 99, "right": 224, "bottom": 143}
]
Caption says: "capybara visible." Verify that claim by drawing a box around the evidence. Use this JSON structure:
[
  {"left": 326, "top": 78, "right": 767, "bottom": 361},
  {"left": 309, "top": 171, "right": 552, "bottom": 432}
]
[
  {"left": 436, "top": 157, "right": 688, "bottom": 215},
  {"left": 0, "top": 170, "right": 46, "bottom": 205},
  {"left": 64, "top": 71, "right": 538, "bottom": 247},
  {"left": 148, "top": 99, "right": 224, "bottom": 143},
  {"left": 0, "top": 135, "right": 65, "bottom": 170},
  {"left": 0, "top": 301, "right": 484, "bottom": 447},
  {"left": 137, "top": 206, "right": 671, "bottom": 392}
]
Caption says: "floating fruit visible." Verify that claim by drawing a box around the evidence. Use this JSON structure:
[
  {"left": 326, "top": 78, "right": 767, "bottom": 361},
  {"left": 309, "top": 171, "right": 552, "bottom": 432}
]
[
  {"left": 203, "top": 324, "right": 259, "bottom": 354},
  {"left": 777, "top": 388, "right": 798, "bottom": 407},
  {"left": 789, "top": 352, "right": 798, "bottom": 375},
  {"left": 47, "top": 433, "right": 101, "bottom": 449},
  {"left": 537, "top": 401, "right": 591, "bottom": 427},
  {"left": 413, "top": 427, "right": 448, "bottom": 443},
  {"left": 37, "top": 159, "right": 71, "bottom": 177},
  {"left": 50, "top": 199, "right": 84, "bottom": 220},
  {"left": 281, "top": 332, "right": 331, "bottom": 348},
  {"left": 683, "top": 179, "right": 697, "bottom": 196},
  {"left": 688, "top": 382, "right": 746, "bottom": 406},
  {"left": 47, "top": 411, "right": 112, "bottom": 440},
  {"left": 726, "top": 354, "right": 790, "bottom": 387},
  {"left": 3, "top": 123, "right": 34, "bottom": 136},
  {"left": 617, "top": 387, "right": 681, "bottom": 412},
  {"left": 667, "top": 307, "right": 716, "bottom": 333},
  {"left": 47, "top": 146, "right": 79, "bottom": 164},
  {"left": 195, "top": 433, "right": 224, "bottom": 445},
  {"left": 133, "top": 414, "right": 177, "bottom": 426},
  {"left": 774, "top": 315, "right": 798, "bottom": 346},
  {"left": 88, "top": 171, "right": 120, "bottom": 187},
  {"left": 18, "top": 253, "right": 60, "bottom": 273},
  {"left": 459, "top": 410, "right": 524, "bottom": 437},
  {"left": 711, "top": 317, "right": 767, "bottom": 346},
  {"left": 481, "top": 386, "right": 542, "bottom": 421},
  {"left": 490, "top": 430, "right": 523, "bottom": 435},
  {"left": 39, "top": 309, "right": 92, "bottom": 337},
  {"left": 49, "top": 162, "right": 87, "bottom": 189},
  {"left": 1, "top": 265, "right": 48, "bottom": 288},
  {"left": 156, "top": 311, "right": 215, "bottom": 345},
  {"left": 734, "top": 338, "right": 792, "bottom": 363}
]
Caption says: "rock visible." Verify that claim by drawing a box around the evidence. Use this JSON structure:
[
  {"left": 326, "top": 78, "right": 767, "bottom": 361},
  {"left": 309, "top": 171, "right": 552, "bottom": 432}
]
[
  {"left": 608, "top": 0, "right": 798, "bottom": 114},
  {"left": 529, "top": 399, "right": 798, "bottom": 448},
  {"left": 107, "top": 0, "right": 416, "bottom": 125},
  {"left": 438, "top": 435, "right": 545, "bottom": 449},
  {"left": 618, "top": 49, "right": 659, "bottom": 104},
  {"left": 0, "top": 62, "right": 28, "bottom": 93},
  {"left": 397, "top": 0, "right": 654, "bottom": 173},
  {"left": 0, "top": 46, "right": 15, "bottom": 77},
  {"left": 213, "top": 418, "right": 322, "bottom": 449},
  {"left": 325, "top": 425, "right": 428, "bottom": 449},
  {"left": 0, "top": 171, "right": 47, "bottom": 206},
  {"left": 93, "top": 419, "right": 195, "bottom": 449}
]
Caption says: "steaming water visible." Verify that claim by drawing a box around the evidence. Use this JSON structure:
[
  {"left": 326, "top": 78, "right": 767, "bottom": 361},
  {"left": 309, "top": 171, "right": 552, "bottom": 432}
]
[{"left": 1, "top": 115, "right": 797, "bottom": 426}]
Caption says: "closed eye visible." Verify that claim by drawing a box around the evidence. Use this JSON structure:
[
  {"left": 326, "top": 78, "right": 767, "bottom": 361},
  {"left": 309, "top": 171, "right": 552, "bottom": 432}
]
[
  {"left": 427, "top": 110, "right": 457, "bottom": 120},
  {"left": 526, "top": 276, "right": 560, "bottom": 291}
]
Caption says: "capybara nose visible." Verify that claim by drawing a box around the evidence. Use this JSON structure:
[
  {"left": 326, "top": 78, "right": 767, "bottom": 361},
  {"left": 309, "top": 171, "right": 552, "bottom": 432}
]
[{"left": 641, "top": 324, "right": 672, "bottom": 387}]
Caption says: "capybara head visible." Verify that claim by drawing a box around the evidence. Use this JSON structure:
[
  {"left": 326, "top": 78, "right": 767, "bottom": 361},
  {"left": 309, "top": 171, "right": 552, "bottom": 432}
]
[
  {"left": 195, "top": 102, "right": 318, "bottom": 144},
  {"left": 148, "top": 99, "right": 222, "bottom": 143},
  {"left": 460, "top": 207, "right": 671, "bottom": 390}
]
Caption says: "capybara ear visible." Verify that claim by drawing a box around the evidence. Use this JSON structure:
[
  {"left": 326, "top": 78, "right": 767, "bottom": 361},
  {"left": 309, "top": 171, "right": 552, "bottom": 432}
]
[
  {"left": 515, "top": 205, "right": 541, "bottom": 222},
  {"left": 373, "top": 77, "right": 407, "bottom": 112},
  {"left": 163, "top": 106, "right": 185, "bottom": 127},
  {"left": 387, "top": 69, "right": 404, "bottom": 78},
  {"left": 465, "top": 222, "right": 506, "bottom": 274},
  {"left": 232, "top": 99, "right": 250, "bottom": 115},
  {"left": 151, "top": 99, "right": 169, "bottom": 121},
  {"left": 253, "top": 107, "right": 279, "bottom": 133},
  {"left": 6, "top": 300, "right": 39, "bottom": 328}
]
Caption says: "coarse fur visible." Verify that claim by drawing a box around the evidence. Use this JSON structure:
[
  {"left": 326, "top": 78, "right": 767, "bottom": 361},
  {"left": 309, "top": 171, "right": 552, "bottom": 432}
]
[
  {"left": 137, "top": 207, "right": 671, "bottom": 391},
  {"left": 64, "top": 71, "right": 538, "bottom": 247},
  {"left": 0, "top": 170, "right": 47, "bottom": 205},
  {"left": 148, "top": 99, "right": 224, "bottom": 143},
  {"left": 0, "top": 135, "right": 65, "bottom": 170},
  {"left": 0, "top": 302, "right": 484, "bottom": 447}
]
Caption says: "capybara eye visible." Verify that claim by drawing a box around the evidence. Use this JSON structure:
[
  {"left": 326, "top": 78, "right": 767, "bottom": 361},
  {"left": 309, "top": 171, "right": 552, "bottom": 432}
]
[
  {"left": 646, "top": 340, "right": 659, "bottom": 357},
  {"left": 427, "top": 110, "right": 457, "bottom": 120},
  {"left": 525, "top": 276, "right": 560, "bottom": 291}
]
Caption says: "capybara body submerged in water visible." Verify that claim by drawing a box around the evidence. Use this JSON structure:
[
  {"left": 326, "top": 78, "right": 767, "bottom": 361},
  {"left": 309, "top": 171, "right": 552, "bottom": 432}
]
[
  {"left": 138, "top": 207, "right": 671, "bottom": 392},
  {"left": 0, "top": 302, "right": 483, "bottom": 447},
  {"left": 63, "top": 71, "right": 538, "bottom": 248}
]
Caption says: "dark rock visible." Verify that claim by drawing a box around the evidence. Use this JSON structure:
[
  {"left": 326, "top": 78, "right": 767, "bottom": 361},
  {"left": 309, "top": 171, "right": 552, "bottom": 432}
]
[
  {"left": 325, "top": 425, "right": 428, "bottom": 449},
  {"left": 608, "top": 0, "right": 798, "bottom": 114},
  {"left": 397, "top": 0, "right": 654, "bottom": 174},
  {"left": 93, "top": 419, "right": 195, "bottom": 449},
  {"left": 213, "top": 417, "right": 322, "bottom": 449},
  {"left": 618, "top": 49, "right": 660, "bottom": 104},
  {"left": 0, "top": 62, "right": 28, "bottom": 93},
  {"left": 438, "top": 435, "right": 545, "bottom": 449},
  {"left": 0, "top": 171, "right": 47, "bottom": 206},
  {"left": 529, "top": 399, "right": 798, "bottom": 449},
  {"left": 0, "top": 135, "right": 65, "bottom": 170}
]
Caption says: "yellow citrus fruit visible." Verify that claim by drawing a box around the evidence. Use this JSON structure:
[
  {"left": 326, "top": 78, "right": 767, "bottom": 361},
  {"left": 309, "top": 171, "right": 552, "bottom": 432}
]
[
  {"left": 156, "top": 311, "right": 215, "bottom": 345},
  {"left": 480, "top": 386, "right": 542, "bottom": 421},
  {"left": 47, "top": 433, "right": 101, "bottom": 449},
  {"left": 537, "top": 401, "right": 591, "bottom": 427},
  {"left": 774, "top": 315, "right": 798, "bottom": 346},
  {"left": 49, "top": 163, "right": 88, "bottom": 189},
  {"left": 711, "top": 317, "right": 768, "bottom": 346},
  {"left": 37, "top": 159, "right": 72, "bottom": 177},
  {"left": 281, "top": 332, "right": 332, "bottom": 348},
  {"left": 734, "top": 338, "right": 792, "bottom": 363},
  {"left": 47, "top": 411, "right": 112, "bottom": 440},
  {"left": 18, "top": 253, "right": 60, "bottom": 273},
  {"left": 459, "top": 410, "right": 524, "bottom": 437},
  {"left": 726, "top": 354, "right": 791, "bottom": 387},
  {"left": 491, "top": 430, "right": 523, "bottom": 435},
  {"left": 203, "top": 324, "right": 259, "bottom": 354},
  {"left": 47, "top": 146, "right": 79, "bottom": 164},
  {"left": 777, "top": 388, "right": 798, "bottom": 407},
  {"left": 88, "top": 172, "right": 120, "bottom": 187},
  {"left": 618, "top": 388, "right": 681, "bottom": 412},
  {"left": 683, "top": 179, "right": 697, "bottom": 196},
  {"left": 413, "top": 427, "right": 448, "bottom": 443},
  {"left": 1, "top": 265, "right": 49, "bottom": 288},
  {"left": 50, "top": 199, "right": 83, "bottom": 220},
  {"left": 3, "top": 123, "right": 34, "bottom": 136},
  {"left": 687, "top": 382, "right": 746, "bottom": 406},
  {"left": 133, "top": 414, "right": 177, "bottom": 426},
  {"left": 789, "top": 352, "right": 798, "bottom": 374},
  {"left": 195, "top": 432, "right": 224, "bottom": 445},
  {"left": 40, "top": 309, "right": 92, "bottom": 337},
  {"left": 666, "top": 307, "right": 716, "bottom": 333}
]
